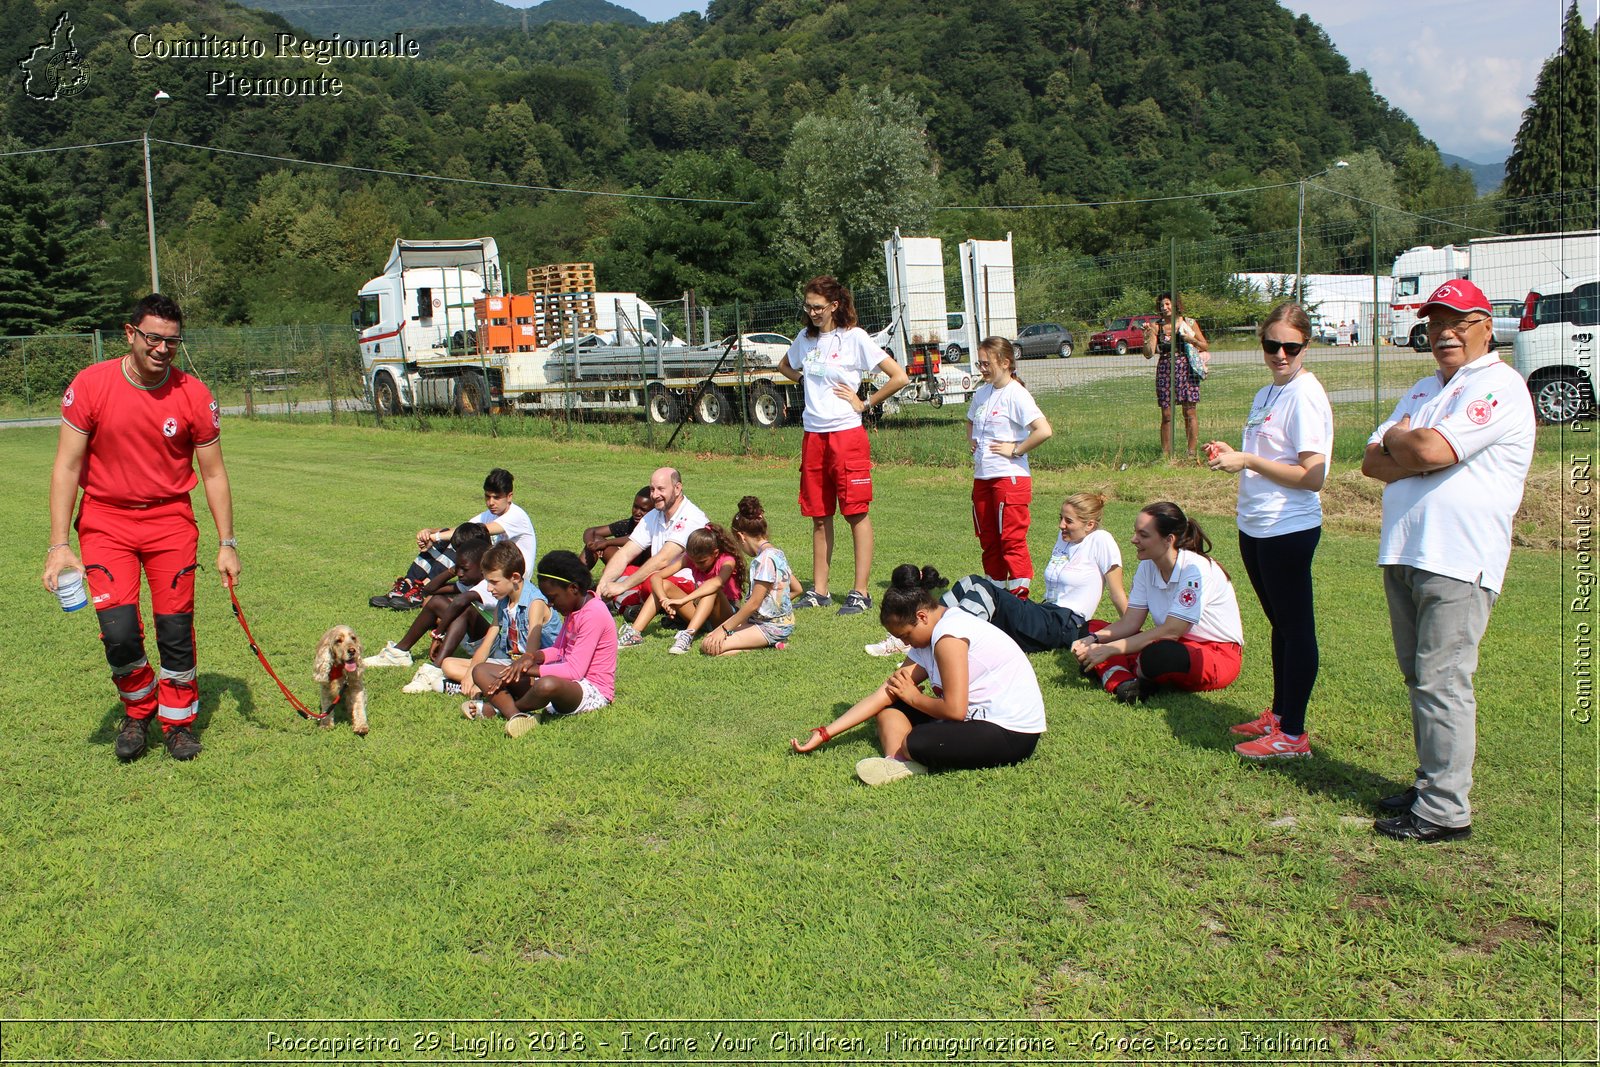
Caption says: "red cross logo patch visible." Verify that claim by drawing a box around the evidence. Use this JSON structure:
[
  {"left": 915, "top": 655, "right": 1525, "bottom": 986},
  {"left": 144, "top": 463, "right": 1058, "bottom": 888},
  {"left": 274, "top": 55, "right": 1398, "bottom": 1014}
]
[
  {"left": 162, "top": 417, "right": 178, "bottom": 438},
  {"left": 1467, "top": 399, "right": 1492, "bottom": 425},
  {"left": 1178, "top": 588, "right": 1197, "bottom": 609}
]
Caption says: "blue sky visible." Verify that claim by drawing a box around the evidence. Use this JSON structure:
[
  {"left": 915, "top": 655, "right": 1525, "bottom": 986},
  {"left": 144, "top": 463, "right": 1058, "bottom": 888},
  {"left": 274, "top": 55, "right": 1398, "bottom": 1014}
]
[{"left": 505, "top": 0, "right": 1570, "bottom": 163}]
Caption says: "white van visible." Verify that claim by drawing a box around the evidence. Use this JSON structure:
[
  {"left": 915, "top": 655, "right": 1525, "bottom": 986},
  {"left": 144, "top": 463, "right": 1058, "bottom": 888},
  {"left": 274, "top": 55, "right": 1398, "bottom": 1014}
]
[{"left": 1513, "top": 275, "right": 1599, "bottom": 424}]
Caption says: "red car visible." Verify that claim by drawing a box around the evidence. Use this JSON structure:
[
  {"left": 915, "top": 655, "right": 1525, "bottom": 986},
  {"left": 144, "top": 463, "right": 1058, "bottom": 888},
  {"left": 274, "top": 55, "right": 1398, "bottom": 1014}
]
[{"left": 1089, "top": 313, "right": 1163, "bottom": 355}]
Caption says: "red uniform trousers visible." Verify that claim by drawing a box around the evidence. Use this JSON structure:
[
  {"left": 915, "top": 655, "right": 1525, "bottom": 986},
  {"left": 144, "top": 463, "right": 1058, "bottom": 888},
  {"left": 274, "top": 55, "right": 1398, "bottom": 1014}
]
[
  {"left": 1092, "top": 634, "right": 1242, "bottom": 696},
  {"left": 77, "top": 496, "right": 201, "bottom": 729},
  {"left": 611, "top": 565, "right": 695, "bottom": 610},
  {"left": 971, "top": 475, "right": 1033, "bottom": 594}
]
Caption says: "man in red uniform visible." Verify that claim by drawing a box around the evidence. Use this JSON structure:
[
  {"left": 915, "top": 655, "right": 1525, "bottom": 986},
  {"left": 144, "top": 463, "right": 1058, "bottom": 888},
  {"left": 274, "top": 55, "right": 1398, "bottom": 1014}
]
[{"left": 41, "top": 294, "right": 241, "bottom": 762}]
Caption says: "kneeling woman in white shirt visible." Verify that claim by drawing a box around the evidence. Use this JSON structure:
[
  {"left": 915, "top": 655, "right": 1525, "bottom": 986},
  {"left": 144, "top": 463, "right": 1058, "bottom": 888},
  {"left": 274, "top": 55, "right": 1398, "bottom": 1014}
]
[
  {"left": 1073, "top": 501, "right": 1244, "bottom": 704},
  {"left": 791, "top": 564, "right": 1047, "bottom": 786}
]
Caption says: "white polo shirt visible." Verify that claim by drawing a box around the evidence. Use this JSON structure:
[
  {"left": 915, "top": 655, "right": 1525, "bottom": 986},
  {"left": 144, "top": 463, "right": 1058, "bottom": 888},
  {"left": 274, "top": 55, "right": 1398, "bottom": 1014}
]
[
  {"left": 1128, "top": 549, "right": 1244, "bottom": 645},
  {"left": 784, "top": 327, "right": 883, "bottom": 433},
  {"left": 905, "top": 607, "right": 1046, "bottom": 734},
  {"left": 628, "top": 496, "right": 709, "bottom": 582},
  {"left": 1237, "top": 371, "right": 1333, "bottom": 537},
  {"left": 1367, "top": 353, "right": 1535, "bottom": 593},
  {"left": 1041, "top": 528, "right": 1122, "bottom": 620},
  {"left": 967, "top": 380, "right": 1046, "bottom": 480}
]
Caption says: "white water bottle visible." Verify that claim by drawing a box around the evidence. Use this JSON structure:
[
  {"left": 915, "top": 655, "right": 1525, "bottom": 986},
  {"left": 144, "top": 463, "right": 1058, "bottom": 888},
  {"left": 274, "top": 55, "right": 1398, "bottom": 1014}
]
[{"left": 55, "top": 570, "right": 88, "bottom": 612}]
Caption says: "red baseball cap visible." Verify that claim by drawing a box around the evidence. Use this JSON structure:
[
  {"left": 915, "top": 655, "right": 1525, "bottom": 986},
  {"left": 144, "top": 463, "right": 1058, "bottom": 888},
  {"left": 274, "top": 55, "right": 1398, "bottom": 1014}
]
[{"left": 1419, "top": 279, "right": 1491, "bottom": 317}]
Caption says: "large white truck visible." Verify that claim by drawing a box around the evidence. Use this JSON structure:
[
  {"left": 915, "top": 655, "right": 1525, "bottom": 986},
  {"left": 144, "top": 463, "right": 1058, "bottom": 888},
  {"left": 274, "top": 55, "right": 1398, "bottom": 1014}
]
[
  {"left": 356, "top": 237, "right": 806, "bottom": 425},
  {"left": 880, "top": 230, "right": 975, "bottom": 409},
  {"left": 1389, "top": 231, "right": 1599, "bottom": 350}
]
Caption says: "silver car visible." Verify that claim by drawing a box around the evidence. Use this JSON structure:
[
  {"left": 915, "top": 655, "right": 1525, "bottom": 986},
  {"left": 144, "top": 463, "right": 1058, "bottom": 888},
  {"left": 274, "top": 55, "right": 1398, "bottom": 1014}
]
[{"left": 1013, "top": 322, "right": 1075, "bottom": 359}]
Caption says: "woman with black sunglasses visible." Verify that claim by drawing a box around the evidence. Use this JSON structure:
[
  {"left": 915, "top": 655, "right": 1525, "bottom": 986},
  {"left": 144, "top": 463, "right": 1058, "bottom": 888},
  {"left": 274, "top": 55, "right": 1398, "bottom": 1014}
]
[{"left": 1203, "top": 302, "right": 1333, "bottom": 761}]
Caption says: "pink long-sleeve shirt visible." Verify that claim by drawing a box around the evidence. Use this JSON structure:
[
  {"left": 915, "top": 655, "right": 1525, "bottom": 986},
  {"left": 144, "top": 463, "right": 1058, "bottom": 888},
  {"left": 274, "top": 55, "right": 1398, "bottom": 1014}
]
[{"left": 538, "top": 594, "right": 617, "bottom": 701}]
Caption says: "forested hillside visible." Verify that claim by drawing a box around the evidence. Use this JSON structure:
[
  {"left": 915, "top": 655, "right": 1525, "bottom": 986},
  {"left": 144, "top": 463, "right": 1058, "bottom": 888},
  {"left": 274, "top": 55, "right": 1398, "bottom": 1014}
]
[
  {"left": 0, "top": 0, "right": 1479, "bottom": 329},
  {"left": 231, "top": 0, "right": 649, "bottom": 37}
]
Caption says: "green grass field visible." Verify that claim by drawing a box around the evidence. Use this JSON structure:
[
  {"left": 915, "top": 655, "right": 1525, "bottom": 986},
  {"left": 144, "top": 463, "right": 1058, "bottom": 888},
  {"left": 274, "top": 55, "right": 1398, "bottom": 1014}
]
[{"left": 1, "top": 419, "right": 1591, "bottom": 1063}]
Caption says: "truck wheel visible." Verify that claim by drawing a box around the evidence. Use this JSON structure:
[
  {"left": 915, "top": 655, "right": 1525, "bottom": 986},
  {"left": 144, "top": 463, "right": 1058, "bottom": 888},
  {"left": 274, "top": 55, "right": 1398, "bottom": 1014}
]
[
  {"left": 646, "top": 384, "right": 681, "bottom": 424},
  {"left": 1532, "top": 371, "right": 1593, "bottom": 424},
  {"left": 455, "top": 371, "right": 489, "bottom": 415},
  {"left": 1115, "top": 339, "right": 1128, "bottom": 356},
  {"left": 373, "top": 373, "right": 402, "bottom": 415},
  {"left": 694, "top": 387, "right": 734, "bottom": 425},
  {"left": 747, "top": 382, "right": 784, "bottom": 429},
  {"left": 943, "top": 344, "right": 964, "bottom": 363},
  {"left": 1410, "top": 325, "right": 1430, "bottom": 352},
  {"left": 449, "top": 329, "right": 478, "bottom": 357}
]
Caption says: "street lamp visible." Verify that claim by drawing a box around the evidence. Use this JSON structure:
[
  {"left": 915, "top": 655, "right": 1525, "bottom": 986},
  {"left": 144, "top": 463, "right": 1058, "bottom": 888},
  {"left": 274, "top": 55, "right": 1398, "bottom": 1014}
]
[
  {"left": 142, "top": 89, "right": 171, "bottom": 294},
  {"left": 1294, "top": 159, "right": 1348, "bottom": 303}
]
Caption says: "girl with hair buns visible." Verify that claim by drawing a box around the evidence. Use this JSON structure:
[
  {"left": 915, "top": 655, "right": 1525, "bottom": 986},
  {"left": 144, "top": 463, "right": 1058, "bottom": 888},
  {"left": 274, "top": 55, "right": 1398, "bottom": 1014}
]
[
  {"left": 700, "top": 497, "right": 798, "bottom": 656},
  {"left": 1073, "top": 502, "right": 1244, "bottom": 704},
  {"left": 656, "top": 523, "right": 746, "bottom": 656},
  {"left": 792, "top": 564, "right": 1046, "bottom": 786},
  {"left": 967, "top": 335, "right": 1053, "bottom": 597},
  {"left": 1204, "top": 302, "right": 1332, "bottom": 760}
]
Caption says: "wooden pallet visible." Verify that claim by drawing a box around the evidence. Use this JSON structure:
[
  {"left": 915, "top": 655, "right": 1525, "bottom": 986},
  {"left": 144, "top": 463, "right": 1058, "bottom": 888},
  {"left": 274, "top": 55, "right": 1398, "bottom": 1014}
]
[{"left": 527, "top": 262, "right": 596, "bottom": 295}]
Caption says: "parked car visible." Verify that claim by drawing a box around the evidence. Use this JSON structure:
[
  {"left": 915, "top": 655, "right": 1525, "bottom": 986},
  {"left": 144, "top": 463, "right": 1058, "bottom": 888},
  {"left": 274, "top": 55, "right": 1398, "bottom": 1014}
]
[
  {"left": 1513, "top": 275, "right": 1598, "bottom": 424},
  {"left": 944, "top": 311, "right": 972, "bottom": 362},
  {"left": 1089, "top": 314, "right": 1161, "bottom": 355},
  {"left": 1490, "top": 300, "right": 1522, "bottom": 348},
  {"left": 1014, "top": 322, "right": 1075, "bottom": 359},
  {"left": 720, "top": 332, "right": 792, "bottom": 363}
]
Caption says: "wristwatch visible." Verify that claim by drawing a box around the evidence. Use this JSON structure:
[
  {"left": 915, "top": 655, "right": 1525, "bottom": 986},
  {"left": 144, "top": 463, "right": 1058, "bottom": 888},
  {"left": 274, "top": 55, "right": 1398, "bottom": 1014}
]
[{"left": 220, "top": 538, "right": 238, "bottom": 549}]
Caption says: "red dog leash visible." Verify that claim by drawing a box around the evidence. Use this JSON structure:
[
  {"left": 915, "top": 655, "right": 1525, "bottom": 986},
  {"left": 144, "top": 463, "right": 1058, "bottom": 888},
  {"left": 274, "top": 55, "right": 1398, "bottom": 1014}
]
[{"left": 228, "top": 583, "right": 328, "bottom": 722}]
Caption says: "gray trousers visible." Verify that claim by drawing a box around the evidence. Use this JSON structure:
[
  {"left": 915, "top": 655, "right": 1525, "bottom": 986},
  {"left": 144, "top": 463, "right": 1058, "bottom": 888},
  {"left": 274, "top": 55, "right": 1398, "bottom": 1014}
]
[{"left": 1382, "top": 564, "right": 1498, "bottom": 827}]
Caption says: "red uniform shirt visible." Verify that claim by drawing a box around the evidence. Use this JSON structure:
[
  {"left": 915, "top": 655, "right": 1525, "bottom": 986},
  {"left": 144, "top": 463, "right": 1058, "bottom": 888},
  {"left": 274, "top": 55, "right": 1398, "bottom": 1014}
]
[{"left": 61, "top": 358, "right": 220, "bottom": 506}]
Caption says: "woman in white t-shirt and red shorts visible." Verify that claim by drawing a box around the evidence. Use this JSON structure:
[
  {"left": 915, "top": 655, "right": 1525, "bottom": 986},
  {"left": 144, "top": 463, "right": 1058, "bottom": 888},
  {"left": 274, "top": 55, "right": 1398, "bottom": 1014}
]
[
  {"left": 967, "top": 336, "right": 1053, "bottom": 597},
  {"left": 778, "top": 276, "right": 909, "bottom": 617},
  {"left": 1073, "top": 501, "right": 1244, "bottom": 704},
  {"left": 1204, "top": 302, "right": 1332, "bottom": 760}
]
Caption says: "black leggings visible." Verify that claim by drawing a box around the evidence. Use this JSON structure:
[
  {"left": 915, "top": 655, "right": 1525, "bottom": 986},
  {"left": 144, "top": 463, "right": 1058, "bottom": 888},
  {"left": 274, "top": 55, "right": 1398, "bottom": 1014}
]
[
  {"left": 942, "top": 575, "right": 1088, "bottom": 653},
  {"left": 1238, "top": 526, "right": 1321, "bottom": 735},
  {"left": 892, "top": 700, "right": 1040, "bottom": 771}
]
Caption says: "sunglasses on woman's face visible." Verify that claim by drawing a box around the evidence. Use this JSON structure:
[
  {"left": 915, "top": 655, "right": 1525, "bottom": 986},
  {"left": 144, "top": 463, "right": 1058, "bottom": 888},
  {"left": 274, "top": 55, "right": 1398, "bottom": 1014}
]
[{"left": 1262, "top": 339, "right": 1306, "bottom": 357}]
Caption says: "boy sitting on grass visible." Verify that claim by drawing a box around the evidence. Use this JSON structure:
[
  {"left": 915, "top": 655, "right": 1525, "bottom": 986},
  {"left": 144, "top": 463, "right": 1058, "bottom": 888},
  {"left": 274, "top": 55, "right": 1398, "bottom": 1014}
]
[
  {"left": 451, "top": 541, "right": 561, "bottom": 711},
  {"left": 369, "top": 467, "right": 537, "bottom": 610}
]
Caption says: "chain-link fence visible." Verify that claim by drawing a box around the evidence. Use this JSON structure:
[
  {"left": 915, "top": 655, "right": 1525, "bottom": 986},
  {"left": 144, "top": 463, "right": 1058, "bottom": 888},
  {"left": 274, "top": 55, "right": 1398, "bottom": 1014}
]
[{"left": 8, "top": 189, "right": 1593, "bottom": 464}]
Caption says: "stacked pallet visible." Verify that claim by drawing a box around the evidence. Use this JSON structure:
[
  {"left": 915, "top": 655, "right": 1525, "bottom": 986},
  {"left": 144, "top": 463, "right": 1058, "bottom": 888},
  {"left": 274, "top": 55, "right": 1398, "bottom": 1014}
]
[
  {"left": 528, "top": 262, "right": 598, "bottom": 345},
  {"left": 527, "top": 262, "right": 596, "bottom": 294}
]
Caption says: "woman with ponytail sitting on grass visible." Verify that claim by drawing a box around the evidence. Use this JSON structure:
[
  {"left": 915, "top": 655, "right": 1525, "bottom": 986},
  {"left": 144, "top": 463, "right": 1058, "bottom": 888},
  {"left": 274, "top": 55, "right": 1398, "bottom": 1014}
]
[
  {"left": 790, "top": 564, "right": 1046, "bottom": 786},
  {"left": 1072, "top": 501, "right": 1243, "bottom": 705}
]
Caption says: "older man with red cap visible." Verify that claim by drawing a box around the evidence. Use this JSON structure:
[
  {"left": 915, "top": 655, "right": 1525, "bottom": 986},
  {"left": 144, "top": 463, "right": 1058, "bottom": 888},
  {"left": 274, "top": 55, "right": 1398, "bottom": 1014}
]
[{"left": 1360, "top": 279, "right": 1535, "bottom": 842}]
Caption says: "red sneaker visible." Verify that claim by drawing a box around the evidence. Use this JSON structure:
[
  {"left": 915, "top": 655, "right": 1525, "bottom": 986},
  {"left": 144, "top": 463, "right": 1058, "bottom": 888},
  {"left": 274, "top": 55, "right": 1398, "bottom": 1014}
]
[
  {"left": 1235, "top": 729, "right": 1310, "bottom": 760},
  {"left": 1230, "top": 707, "right": 1279, "bottom": 736}
]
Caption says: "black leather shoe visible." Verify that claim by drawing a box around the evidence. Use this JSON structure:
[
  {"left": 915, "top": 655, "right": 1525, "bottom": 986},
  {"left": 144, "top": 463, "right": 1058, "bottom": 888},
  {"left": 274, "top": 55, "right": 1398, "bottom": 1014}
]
[
  {"left": 1377, "top": 787, "right": 1418, "bottom": 812},
  {"left": 114, "top": 716, "right": 149, "bottom": 762},
  {"left": 1374, "top": 811, "right": 1471, "bottom": 843}
]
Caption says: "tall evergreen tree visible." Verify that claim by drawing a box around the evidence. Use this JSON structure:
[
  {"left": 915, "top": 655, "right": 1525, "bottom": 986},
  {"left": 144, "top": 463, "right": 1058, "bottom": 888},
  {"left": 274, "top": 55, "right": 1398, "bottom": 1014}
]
[
  {"left": 1504, "top": 2, "right": 1598, "bottom": 206},
  {"left": 0, "top": 147, "right": 120, "bottom": 335}
]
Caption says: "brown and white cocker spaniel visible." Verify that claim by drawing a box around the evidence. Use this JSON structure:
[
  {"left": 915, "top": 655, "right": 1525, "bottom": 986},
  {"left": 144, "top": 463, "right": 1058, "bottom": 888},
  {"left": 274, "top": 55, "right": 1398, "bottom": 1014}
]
[{"left": 312, "top": 625, "right": 368, "bottom": 735}]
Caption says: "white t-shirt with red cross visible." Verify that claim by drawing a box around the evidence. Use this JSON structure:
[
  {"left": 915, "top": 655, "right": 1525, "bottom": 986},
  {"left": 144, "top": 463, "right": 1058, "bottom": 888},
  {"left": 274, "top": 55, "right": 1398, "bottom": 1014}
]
[
  {"left": 61, "top": 358, "right": 219, "bottom": 506},
  {"left": 1236, "top": 370, "right": 1334, "bottom": 537},
  {"left": 784, "top": 327, "right": 884, "bottom": 433},
  {"left": 628, "top": 496, "right": 709, "bottom": 582},
  {"left": 1367, "top": 353, "right": 1535, "bottom": 593},
  {"left": 1128, "top": 549, "right": 1244, "bottom": 645},
  {"left": 967, "top": 380, "right": 1046, "bottom": 480},
  {"left": 905, "top": 607, "right": 1046, "bottom": 734}
]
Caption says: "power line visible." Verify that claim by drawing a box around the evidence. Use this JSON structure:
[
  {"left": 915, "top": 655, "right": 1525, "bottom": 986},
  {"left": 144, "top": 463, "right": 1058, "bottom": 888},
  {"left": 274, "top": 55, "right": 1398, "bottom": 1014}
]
[{"left": 0, "top": 139, "right": 140, "bottom": 158}]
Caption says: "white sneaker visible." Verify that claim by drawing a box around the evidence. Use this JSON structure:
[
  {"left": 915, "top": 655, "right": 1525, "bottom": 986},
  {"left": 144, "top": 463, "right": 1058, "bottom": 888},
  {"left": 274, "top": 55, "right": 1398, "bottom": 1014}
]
[
  {"left": 362, "top": 641, "right": 413, "bottom": 668},
  {"left": 864, "top": 633, "right": 909, "bottom": 658},
  {"left": 855, "top": 756, "right": 928, "bottom": 786},
  {"left": 401, "top": 663, "right": 445, "bottom": 693},
  {"left": 668, "top": 630, "right": 695, "bottom": 655}
]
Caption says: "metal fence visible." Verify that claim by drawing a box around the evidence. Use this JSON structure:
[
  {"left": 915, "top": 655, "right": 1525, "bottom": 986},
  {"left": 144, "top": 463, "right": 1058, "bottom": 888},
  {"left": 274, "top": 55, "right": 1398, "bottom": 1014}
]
[{"left": 6, "top": 188, "right": 1593, "bottom": 465}]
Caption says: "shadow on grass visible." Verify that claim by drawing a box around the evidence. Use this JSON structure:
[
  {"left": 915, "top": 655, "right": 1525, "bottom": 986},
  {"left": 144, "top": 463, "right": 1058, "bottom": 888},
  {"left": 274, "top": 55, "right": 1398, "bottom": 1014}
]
[
  {"left": 88, "top": 671, "right": 256, "bottom": 745},
  {"left": 1155, "top": 693, "right": 1406, "bottom": 807}
]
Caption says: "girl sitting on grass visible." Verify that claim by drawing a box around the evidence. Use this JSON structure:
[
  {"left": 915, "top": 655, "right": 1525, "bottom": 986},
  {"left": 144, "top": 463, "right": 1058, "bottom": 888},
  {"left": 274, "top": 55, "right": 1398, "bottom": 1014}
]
[
  {"left": 790, "top": 564, "right": 1046, "bottom": 785},
  {"left": 701, "top": 497, "right": 796, "bottom": 656},
  {"left": 1072, "top": 501, "right": 1243, "bottom": 705},
  {"left": 467, "top": 550, "right": 618, "bottom": 739},
  {"left": 657, "top": 524, "right": 745, "bottom": 656}
]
